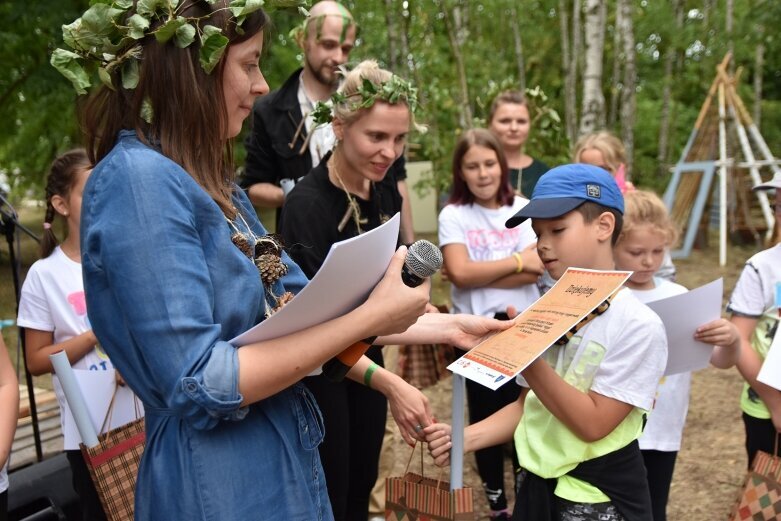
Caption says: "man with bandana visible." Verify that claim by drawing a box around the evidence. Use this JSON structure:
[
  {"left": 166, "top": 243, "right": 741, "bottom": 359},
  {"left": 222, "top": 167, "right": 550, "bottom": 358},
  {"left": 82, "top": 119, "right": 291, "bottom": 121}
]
[{"left": 241, "top": 0, "right": 415, "bottom": 244}]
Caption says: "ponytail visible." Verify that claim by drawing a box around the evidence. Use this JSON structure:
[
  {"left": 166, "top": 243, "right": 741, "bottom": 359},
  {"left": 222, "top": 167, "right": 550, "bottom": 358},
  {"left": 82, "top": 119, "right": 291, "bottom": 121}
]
[{"left": 41, "top": 149, "right": 91, "bottom": 258}]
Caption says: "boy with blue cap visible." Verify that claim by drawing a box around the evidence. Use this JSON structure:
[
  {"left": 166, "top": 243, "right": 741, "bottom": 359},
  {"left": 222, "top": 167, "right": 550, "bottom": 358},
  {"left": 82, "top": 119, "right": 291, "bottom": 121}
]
[{"left": 425, "top": 164, "right": 668, "bottom": 521}]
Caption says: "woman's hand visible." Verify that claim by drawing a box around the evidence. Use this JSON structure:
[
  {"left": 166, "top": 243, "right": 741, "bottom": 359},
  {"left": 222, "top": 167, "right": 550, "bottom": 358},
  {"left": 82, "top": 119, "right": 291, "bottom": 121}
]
[
  {"left": 423, "top": 423, "right": 453, "bottom": 467},
  {"left": 364, "top": 246, "right": 430, "bottom": 337},
  {"left": 445, "top": 313, "right": 514, "bottom": 350},
  {"left": 383, "top": 377, "right": 434, "bottom": 446}
]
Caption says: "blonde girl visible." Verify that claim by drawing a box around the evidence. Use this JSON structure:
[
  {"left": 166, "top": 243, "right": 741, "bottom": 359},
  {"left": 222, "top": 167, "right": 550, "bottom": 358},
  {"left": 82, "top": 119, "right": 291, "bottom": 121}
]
[{"left": 613, "top": 190, "right": 740, "bottom": 521}]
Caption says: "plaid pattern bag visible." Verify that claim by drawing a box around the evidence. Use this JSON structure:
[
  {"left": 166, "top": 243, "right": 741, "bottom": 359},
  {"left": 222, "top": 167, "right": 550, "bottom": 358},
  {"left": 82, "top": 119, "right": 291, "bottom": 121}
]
[
  {"left": 398, "top": 305, "right": 455, "bottom": 391},
  {"left": 398, "top": 343, "right": 455, "bottom": 390},
  {"left": 729, "top": 440, "right": 781, "bottom": 521},
  {"left": 385, "top": 443, "right": 474, "bottom": 520},
  {"left": 80, "top": 388, "right": 145, "bottom": 521}
]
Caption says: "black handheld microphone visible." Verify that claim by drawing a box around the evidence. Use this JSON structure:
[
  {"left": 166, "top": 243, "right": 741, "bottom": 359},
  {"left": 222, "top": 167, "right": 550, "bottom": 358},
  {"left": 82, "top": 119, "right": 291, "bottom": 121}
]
[{"left": 322, "top": 240, "right": 443, "bottom": 382}]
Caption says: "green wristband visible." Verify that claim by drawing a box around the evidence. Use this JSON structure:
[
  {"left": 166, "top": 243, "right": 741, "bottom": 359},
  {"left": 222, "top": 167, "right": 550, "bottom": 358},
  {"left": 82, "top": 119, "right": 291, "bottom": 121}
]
[{"left": 364, "top": 362, "right": 379, "bottom": 387}]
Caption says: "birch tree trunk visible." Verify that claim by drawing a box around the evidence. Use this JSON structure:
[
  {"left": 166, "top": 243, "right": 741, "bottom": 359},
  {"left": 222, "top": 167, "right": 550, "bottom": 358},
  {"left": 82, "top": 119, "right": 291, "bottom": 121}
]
[
  {"left": 441, "top": 1, "right": 472, "bottom": 127},
  {"left": 579, "top": 0, "right": 606, "bottom": 137},
  {"left": 754, "top": 34, "right": 764, "bottom": 127},
  {"left": 608, "top": 1, "right": 622, "bottom": 127},
  {"left": 510, "top": 6, "right": 526, "bottom": 92},
  {"left": 618, "top": 0, "right": 636, "bottom": 176},
  {"left": 383, "top": 0, "right": 399, "bottom": 73},
  {"left": 726, "top": 0, "right": 734, "bottom": 68},
  {"left": 559, "top": 0, "right": 577, "bottom": 144},
  {"left": 657, "top": 0, "right": 684, "bottom": 176}
]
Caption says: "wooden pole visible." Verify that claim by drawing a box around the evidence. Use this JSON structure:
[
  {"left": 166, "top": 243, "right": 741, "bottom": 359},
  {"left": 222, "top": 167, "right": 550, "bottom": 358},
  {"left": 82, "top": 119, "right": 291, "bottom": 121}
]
[{"left": 717, "top": 81, "right": 728, "bottom": 266}]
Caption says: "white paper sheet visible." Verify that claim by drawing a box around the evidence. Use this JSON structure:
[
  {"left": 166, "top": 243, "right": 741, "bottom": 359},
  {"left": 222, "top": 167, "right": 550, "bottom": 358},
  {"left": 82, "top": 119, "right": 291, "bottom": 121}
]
[
  {"left": 757, "top": 326, "right": 781, "bottom": 391},
  {"left": 646, "top": 278, "right": 723, "bottom": 376},
  {"left": 61, "top": 369, "right": 144, "bottom": 450},
  {"left": 230, "top": 213, "right": 400, "bottom": 346}
]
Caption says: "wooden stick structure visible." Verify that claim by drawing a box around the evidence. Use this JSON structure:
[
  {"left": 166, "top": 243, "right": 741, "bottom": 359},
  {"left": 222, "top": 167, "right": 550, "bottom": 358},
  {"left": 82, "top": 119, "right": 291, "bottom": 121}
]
[{"left": 663, "top": 53, "right": 779, "bottom": 265}]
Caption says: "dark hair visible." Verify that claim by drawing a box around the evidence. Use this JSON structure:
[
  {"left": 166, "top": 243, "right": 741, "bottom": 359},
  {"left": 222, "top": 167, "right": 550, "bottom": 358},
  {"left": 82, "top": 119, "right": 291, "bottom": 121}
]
[
  {"left": 574, "top": 201, "right": 624, "bottom": 245},
  {"left": 448, "top": 128, "right": 515, "bottom": 207},
  {"left": 80, "top": 2, "right": 269, "bottom": 219},
  {"left": 487, "top": 90, "right": 528, "bottom": 125},
  {"left": 42, "top": 149, "right": 91, "bottom": 258}
]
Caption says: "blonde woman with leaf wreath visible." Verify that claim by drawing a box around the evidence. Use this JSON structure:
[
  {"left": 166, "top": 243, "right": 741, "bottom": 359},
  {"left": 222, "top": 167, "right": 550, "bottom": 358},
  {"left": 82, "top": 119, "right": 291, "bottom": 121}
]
[
  {"left": 279, "top": 60, "right": 435, "bottom": 521},
  {"left": 55, "top": 4, "right": 508, "bottom": 519}
]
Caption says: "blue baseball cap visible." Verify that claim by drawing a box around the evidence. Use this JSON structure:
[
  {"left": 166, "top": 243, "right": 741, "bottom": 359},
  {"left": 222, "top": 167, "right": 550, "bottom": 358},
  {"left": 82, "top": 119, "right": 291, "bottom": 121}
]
[{"left": 505, "top": 163, "right": 624, "bottom": 228}]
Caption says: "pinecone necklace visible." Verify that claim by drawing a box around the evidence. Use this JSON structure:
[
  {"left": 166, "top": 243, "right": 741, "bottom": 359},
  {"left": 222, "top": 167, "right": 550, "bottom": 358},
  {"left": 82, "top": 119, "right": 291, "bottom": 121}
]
[{"left": 226, "top": 210, "right": 293, "bottom": 316}]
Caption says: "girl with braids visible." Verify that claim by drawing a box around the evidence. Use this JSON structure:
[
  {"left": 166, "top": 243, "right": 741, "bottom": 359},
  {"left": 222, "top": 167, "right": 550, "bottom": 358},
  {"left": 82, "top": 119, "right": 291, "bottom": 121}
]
[
  {"left": 54, "top": 3, "right": 505, "bottom": 519},
  {"left": 279, "top": 60, "right": 434, "bottom": 521},
  {"left": 17, "top": 149, "right": 109, "bottom": 521}
]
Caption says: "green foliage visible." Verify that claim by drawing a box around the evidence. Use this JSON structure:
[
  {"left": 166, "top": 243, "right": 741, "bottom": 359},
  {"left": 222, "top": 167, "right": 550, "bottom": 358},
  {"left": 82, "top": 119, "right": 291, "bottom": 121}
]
[{"left": 4, "top": 0, "right": 781, "bottom": 205}]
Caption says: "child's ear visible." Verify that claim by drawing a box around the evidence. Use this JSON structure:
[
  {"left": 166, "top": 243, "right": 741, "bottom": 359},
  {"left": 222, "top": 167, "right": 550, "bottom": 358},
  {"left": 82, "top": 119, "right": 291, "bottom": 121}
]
[
  {"left": 595, "top": 211, "right": 616, "bottom": 243},
  {"left": 50, "top": 194, "right": 69, "bottom": 217}
]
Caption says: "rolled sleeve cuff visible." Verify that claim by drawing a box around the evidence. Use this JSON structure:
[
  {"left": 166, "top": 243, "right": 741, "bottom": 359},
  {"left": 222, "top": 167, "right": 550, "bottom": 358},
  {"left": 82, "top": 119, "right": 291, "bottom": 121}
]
[{"left": 178, "top": 341, "right": 247, "bottom": 430}]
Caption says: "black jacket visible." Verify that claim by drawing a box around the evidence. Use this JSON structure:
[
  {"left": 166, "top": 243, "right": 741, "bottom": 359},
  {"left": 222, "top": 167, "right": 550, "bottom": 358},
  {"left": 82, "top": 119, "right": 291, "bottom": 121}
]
[{"left": 241, "top": 68, "right": 310, "bottom": 189}]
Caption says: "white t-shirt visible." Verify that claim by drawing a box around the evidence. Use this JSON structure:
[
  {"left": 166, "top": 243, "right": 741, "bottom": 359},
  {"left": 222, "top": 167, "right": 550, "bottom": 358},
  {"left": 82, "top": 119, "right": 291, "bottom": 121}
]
[
  {"left": 17, "top": 247, "right": 114, "bottom": 449},
  {"left": 297, "top": 75, "right": 336, "bottom": 170},
  {"left": 629, "top": 278, "right": 690, "bottom": 452},
  {"left": 727, "top": 243, "right": 781, "bottom": 319},
  {"left": 727, "top": 244, "right": 781, "bottom": 419},
  {"left": 438, "top": 196, "right": 540, "bottom": 317}
]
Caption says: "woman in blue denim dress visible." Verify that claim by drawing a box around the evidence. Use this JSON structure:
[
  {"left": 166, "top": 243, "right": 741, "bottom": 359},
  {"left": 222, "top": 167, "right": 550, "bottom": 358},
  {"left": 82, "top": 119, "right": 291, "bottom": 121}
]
[{"left": 57, "top": 2, "right": 508, "bottom": 520}]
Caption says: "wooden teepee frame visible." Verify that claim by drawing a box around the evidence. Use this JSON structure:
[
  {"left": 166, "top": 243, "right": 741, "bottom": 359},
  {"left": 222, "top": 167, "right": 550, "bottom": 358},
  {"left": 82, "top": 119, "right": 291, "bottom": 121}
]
[{"left": 663, "top": 53, "right": 778, "bottom": 266}]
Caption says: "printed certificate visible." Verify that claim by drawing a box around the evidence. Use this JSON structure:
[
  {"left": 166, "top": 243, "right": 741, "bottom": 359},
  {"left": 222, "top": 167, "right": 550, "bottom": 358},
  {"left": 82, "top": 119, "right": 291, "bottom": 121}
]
[{"left": 448, "top": 268, "right": 631, "bottom": 389}]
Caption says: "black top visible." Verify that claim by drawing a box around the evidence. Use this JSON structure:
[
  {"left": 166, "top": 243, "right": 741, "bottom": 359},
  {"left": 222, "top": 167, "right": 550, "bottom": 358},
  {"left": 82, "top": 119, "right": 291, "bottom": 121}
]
[
  {"left": 509, "top": 157, "right": 549, "bottom": 198},
  {"left": 279, "top": 152, "right": 403, "bottom": 279}
]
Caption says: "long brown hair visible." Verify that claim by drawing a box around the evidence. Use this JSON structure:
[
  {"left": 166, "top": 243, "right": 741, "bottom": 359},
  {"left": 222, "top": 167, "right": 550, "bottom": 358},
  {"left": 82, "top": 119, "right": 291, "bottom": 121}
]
[
  {"left": 80, "top": 2, "right": 269, "bottom": 218},
  {"left": 447, "top": 128, "right": 514, "bottom": 207},
  {"left": 42, "top": 149, "right": 91, "bottom": 258}
]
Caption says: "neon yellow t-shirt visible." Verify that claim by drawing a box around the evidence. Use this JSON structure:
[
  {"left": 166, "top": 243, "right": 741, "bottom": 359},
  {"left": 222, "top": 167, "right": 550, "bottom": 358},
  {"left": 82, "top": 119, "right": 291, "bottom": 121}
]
[{"left": 513, "top": 290, "right": 667, "bottom": 503}]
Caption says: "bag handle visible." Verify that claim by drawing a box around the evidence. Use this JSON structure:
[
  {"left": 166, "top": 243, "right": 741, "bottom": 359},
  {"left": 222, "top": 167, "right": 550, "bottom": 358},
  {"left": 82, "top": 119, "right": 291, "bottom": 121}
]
[
  {"left": 99, "top": 378, "right": 142, "bottom": 440},
  {"left": 403, "top": 441, "right": 447, "bottom": 494}
]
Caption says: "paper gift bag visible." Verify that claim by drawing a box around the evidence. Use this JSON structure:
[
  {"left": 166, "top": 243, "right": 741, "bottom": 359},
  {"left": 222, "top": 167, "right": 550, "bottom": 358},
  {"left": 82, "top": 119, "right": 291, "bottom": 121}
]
[
  {"left": 80, "top": 388, "right": 145, "bottom": 521},
  {"left": 385, "top": 443, "right": 474, "bottom": 521},
  {"left": 385, "top": 471, "right": 473, "bottom": 521},
  {"left": 729, "top": 448, "right": 781, "bottom": 521}
]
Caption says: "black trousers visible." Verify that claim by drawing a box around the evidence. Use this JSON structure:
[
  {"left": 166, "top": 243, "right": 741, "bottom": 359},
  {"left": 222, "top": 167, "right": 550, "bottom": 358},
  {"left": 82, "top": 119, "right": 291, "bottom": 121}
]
[
  {"left": 0, "top": 489, "right": 6, "bottom": 521},
  {"left": 65, "top": 450, "right": 107, "bottom": 521},
  {"left": 461, "top": 313, "right": 521, "bottom": 513},
  {"left": 641, "top": 450, "right": 678, "bottom": 521},
  {"left": 743, "top": 412, "right": 781, "bottom": 469},
  {"left": 304, "top": 346, "right": 387, "bottom": 521}
]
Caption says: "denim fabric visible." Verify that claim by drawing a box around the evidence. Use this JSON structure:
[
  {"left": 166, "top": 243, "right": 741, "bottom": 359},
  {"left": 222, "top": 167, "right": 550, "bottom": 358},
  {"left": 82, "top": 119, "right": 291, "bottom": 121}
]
[{"left": 81, "top": 131, "right": 331, "bottom": 520}]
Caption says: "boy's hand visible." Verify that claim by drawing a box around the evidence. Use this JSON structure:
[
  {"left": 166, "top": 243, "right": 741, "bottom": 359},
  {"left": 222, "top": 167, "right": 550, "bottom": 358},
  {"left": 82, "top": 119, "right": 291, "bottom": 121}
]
[
  {"left": 770, "top": 403, "right": 781, "bottom": 433},
  {"left": 695, "top": 318, "right": 739, "bottom": 347},
  {"left": 698, "top": 318, "right": 742, "bottom": 369},
  {"left": 423, "top": 423, "right": 453, "bottom": 467}
]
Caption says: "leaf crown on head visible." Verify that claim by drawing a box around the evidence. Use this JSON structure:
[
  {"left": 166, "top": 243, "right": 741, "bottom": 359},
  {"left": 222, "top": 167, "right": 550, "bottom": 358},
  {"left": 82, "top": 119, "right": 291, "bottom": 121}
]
[
  {"left": 310, "top": 73, "right": 421, "bottom": 127},
  {"left": 51, "top": 0, "right": 307, "bottom": 95}
]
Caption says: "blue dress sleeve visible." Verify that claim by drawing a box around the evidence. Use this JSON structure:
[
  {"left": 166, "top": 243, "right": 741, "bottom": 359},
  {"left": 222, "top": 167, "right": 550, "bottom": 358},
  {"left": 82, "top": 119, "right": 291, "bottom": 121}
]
[{"left": 83, "top": 145, "right": 253, "bottom": 430}]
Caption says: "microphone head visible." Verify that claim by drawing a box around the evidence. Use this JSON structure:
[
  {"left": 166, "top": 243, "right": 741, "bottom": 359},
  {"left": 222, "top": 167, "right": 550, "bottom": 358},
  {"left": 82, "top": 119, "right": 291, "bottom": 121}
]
[{"left": 405, "top": 240, "right": 443, "bottom": 279}]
